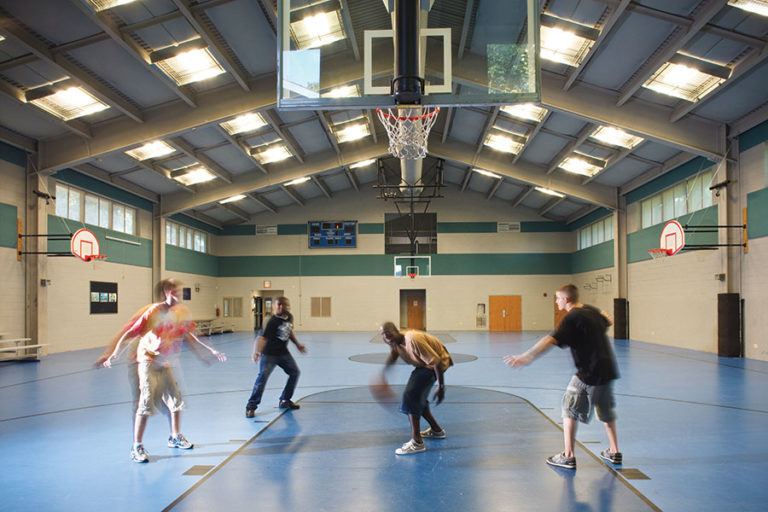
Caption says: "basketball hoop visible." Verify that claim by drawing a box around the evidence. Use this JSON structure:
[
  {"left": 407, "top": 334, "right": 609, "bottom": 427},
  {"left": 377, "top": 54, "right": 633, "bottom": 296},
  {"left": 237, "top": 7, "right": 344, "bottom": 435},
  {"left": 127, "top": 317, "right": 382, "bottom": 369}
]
[
  {"left": 648, "top": 248, "right": 672, "bottom": 260},
  {"left": 376, "top": 106, "right": 440, "bottom": 160},
  {"left": 83, "top": 254, "right": 108, "bottom": 262},
  {"left": 407, "top": 272, "right": 417, "bottom": 280}
]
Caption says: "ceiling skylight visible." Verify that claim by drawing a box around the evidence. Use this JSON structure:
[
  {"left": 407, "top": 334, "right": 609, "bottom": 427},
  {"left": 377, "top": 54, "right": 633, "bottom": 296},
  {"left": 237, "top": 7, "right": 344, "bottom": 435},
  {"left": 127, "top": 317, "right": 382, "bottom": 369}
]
[
  {"left": 535, "top": 186, "right": 565, "bottom": 198},
  {"left": 150, "top": 40, "right": 225, "bottom": 86},
  {"left": 25, "top": 84, "right": 110, "bottom": 121},
  {"left": 125, "top": 140, "right": 175, "bottom": 161},
  {"left": 171, "top": 166, "right": 216, "bottom": 186},
  {"left": 290, "top": 11, "right": 345, "bottom": 49},
  {"left": 728, "top": 0, "right": 768, "bottom": 16},
  {"left": 252, "top": 144, "right": 292, "bottom": 165},
  {"left": 559, "top": 152, "right": 606, "bottom": 177},
  {"left": 501, "top": 103, "right": 548, "bottom": 123},
  {"left": 590, "top": 126, "right": 644, "bottom": 149},
  {"left": 539, "top": 15, "right": 598, "bottom": 67},
  {"left": 643, "top": 54, "right": 730, "bottom": 102},
  {"left": 220, "top": 112, "right": 267, "bottom": 135}
]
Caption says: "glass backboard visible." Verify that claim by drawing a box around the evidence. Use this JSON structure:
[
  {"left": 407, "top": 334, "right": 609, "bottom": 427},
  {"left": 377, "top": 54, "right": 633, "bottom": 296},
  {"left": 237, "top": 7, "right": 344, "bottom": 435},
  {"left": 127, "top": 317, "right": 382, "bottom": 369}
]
[{"left": 278, "top": 0, "right": 540, "bottom": 110}]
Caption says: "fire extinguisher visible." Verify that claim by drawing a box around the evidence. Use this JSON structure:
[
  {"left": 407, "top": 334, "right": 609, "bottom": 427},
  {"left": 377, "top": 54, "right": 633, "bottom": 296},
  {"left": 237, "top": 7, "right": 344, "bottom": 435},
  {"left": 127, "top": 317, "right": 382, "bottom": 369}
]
[{"left": 215, "top": 306, "right": 220, "bottom": 317}]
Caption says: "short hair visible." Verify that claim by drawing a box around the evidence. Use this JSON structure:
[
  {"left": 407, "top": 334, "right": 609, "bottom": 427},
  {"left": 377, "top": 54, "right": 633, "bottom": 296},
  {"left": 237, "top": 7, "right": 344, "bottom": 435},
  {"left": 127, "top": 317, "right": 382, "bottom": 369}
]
[
  {"left": 275, "top": 296, "right": 289, "bottom": 306},
  {"left": 156, "top": 278, "right": 181, "bottom": 300},
  {"left": 557, "top": 283, "right": 579, "bottom": 303},
  {"left": 380, "top": 321, "right": 397, "bottom": 332}
]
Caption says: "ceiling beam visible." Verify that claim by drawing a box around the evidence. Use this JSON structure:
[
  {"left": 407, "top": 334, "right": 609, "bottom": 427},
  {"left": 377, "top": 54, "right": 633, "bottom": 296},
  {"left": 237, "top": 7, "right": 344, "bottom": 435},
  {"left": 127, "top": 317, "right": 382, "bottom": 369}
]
[
  {"left": 214, "top": 126, "right": 269, "bottom": 174},
  {"left": 511, "top": 186, "right": 534, "bottom": 208},
  {"left": 0, "top": 80, "right": 92, "bottom": 139},
  {"left": 619, "top": 151, "right": 698, "bottom": 196},
  {"left": 0, "top": 125, "right": 36, "bottom": 153},
  {"left": 311, "top": 175, "right": 332, "bottom": 199},
  {"left": 566, "top": 204, "right": 600, "bottom": 224},
  {"left": 539, "top": 70, "right": 725, "bottom": 160},
  {"left": 474, "top": 107, "right": 499, "bottom": 159},
  {"left": 546, "top": 123, "right": 596, "bottom": 175},
  {"left": 460, "top": 167, "right": 473, "bottom": 192},
  {"left": 339, "top": 0, "right": 360, "bottom": 61},
  {"left": 539, "top": 197, "right": 565, "bottom": 216},
  {"left": 181, "top": 209, "right": 223, "bottom": 229},
  {"left": 583, "top": 145, "right": 637, "bottom": 184},
  {"left": 70, "top": 0, "right": 197, "bottom": 107},
  {"left": 615, "top": 0, "right": 727, "bottom": 107},
  {"left": 440, "top": 107, "right": 457, "bottom": 144},
  {"left": 247, "top": 192, "right": 277, "bottom": 214},
  {"left": 281, "top": 184, "right": 305, "bottom": 207},
  {"left": 728, "top": 101, "right": 768, "bottom": 138},
  {"left": 316, "top": 111, "right": 341, "bottom": 154},
  {"left": 72, "top": 163, "right": 159, "bottom": 203},
  {"left": 513, "top": 112, "right": 551, "bottom": 163},
  {"left": 486, "top": 178, "right": 503, "bottom": 200},
  {"left": 563, "top": 0, "right": 632, "bottom": 91},
  {"left": 0, "top": 14, "right": 144, "bottom": 123},
  {"left": 219, "top": 202, "right": 250, "bottom": 221},
  {"left": 171, "top": 0, "right": 251, "bottom": 91},
  {"left": 263, "top": 109, "right": 305, "bottom": 164},
  {"left": 167, "top": 136, "right": 233, "bottom": 183},
  {"left": 344, "top": 168, "right": 360, "bottom": 191}
]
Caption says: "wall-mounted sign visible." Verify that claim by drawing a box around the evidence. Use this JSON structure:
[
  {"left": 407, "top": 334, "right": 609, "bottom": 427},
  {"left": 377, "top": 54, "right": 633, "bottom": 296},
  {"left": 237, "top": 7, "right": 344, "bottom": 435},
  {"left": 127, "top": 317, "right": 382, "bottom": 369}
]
[{"left": 308, "top": 221, "right": 357, "bottom": 248}]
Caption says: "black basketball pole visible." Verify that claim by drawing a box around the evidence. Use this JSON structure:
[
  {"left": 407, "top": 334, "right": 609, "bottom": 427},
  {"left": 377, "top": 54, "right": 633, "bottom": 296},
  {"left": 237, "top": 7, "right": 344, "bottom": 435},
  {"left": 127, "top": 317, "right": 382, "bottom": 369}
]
[{"left": 393, "top": 0, "right": 422, "bottom": 104}]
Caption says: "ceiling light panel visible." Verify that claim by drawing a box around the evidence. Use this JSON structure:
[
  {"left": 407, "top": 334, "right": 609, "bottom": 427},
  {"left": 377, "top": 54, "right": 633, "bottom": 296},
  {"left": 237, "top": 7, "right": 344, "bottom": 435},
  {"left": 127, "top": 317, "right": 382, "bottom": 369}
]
[
  {"left": 350, "top": 159, "right": 376, "bottom": 169},
  {"left": 501, "top": 103, "right": 548, "bottom": 122},
  {"left": 220, "top": 112, "right": 268, "bottom": 135},
  {"left": 125, "top": 140, "right": 175, "bottom": 161},
  {"left": 333, "top": 122, "right": 370, "bottom": 143},
  {"left": 219, "top": 194, "right": 246, "bottom": 204},
  {"left": 151, "top": 40, "right": 226, "bottom": 86},
  {"left": 484, "top": 129, "right": 526, "bottom": 154},
  {"left": 171, "top": 166, "right": 216, "bottom": 186},
  {"left": 728, "top": 0, "right": 768, "bottom": 16},
  {"left": 84, "top": 0, "right": 137, "bottom": 11},
  {"left": 285, "top": 176, "right": 311, "bottom": 186},
  {"left": 290, "top": 10, "right": 346, "bottom": 49},
  {"left": 642, "top": 54, "right": 730, "bottom": 102},
  {"left": 559, "top": 152, "right": 606, "bottom": 177},
  {"left": 539, "top": 15, "right": 598, "bottom": 67},
  {"left": 252, "top": 144, "right": 292, "bottom": 164},
  {"left": 321, "top": 84, "right": 361, "bottom": 98},
  {"left": 25, "top": 85, "right": 110, "bottom": 121},
  {"left": 472, "top": 168, "right": 501, "bottom": 179},
  {"left": 535, "top": 186, "right": 565, "bottom": 198},
  {"left": 590, "top": 126, "right": 644, "bottom": 149}
]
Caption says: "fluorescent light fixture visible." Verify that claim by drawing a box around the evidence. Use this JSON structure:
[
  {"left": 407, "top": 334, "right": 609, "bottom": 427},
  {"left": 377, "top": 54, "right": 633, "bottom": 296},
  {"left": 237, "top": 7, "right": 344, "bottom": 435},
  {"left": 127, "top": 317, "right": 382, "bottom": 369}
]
[
  {"left": 321, "top": 84, "right": 361, "bottom": 98},
  {"left": 643, "top": 53, "right": 730, "bottom": 102},
  {"left": 500, "top": 103, "right": 548, "bottom": 122},
  {"left": 220, "top": 112, "right": 267, "bottom": 135},
  {"left": 590, "top": 126, "right": 644, "bottom": 149},
  {"left": 350, "top": 159, "right": 376, "bottom": 169},
  {"left": 333, "top": 122, "right": 370, "bottom": 143},
  {"left": 251, "top": 143, "right": 292, "bottom": 164},
  {"left": 171, "top": 166, "right": 216, "bottom": 186},
  {"left": 0, "top": 35, "right": 5, "bottom": 43},
  {"left": 125, "top": 140, "right": 175, "bottom": 161},
  {"left": 484, "top": 130, "right": 526, "bottom": 154},
  {"left": 150, "top": 39, "right": 225, "bottom": 86},
  {"left": 285, "top": 176, "right": 311, "bottom": 186},
  {"left": 535, "top": 186, "right": 565, "bottom": 198},
  {"left": 472, "top": 168, "right": 501, "bottom": 179},
  {"left": 25, "top": 83, "right": 110, "bottom": 121},
  {"left": 540, "top": 14, "right": 598, "bottom": 67},
  {"left": 290, "top": 10, "right": 346, "bottom": 49},
  {"left": 728, "top": 0, "right": 768, "bottom": 16},
  {"left": 84, "top": 0, "right": 136, "bottom": 11},
  {"left": 219, "top": 194, "right": 246, "bottom": 204},
  {"left": 559, "top": 152, "right": 606, "bottom": 177}
]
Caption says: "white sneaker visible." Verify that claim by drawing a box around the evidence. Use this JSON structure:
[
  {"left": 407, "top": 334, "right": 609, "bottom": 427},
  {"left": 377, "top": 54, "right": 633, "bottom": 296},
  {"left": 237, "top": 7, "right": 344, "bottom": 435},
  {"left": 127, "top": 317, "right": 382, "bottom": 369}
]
[
  {"left": 420, "top": 427, "right": 446, "bottom": 439},
  {"left": 168, "top": 434, "right": 194, "bottom": 449},
  {"left": 395, "top": 439, "right": 426, "bottom": 455},
  {"left": 130, "top": 444, "right": 149, "bottom": 463}
]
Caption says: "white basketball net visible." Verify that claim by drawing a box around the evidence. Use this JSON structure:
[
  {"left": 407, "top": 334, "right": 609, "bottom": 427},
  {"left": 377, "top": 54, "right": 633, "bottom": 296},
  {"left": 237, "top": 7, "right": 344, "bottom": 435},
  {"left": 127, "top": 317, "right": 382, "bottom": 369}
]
[{"left": 376, "top": 106, "right": 440, "bottom": 160}]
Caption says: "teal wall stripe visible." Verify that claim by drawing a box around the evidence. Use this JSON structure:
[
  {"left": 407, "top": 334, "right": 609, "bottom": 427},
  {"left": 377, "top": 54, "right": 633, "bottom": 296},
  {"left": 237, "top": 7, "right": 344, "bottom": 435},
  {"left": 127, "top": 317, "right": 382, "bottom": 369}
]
[
  {"left": 218, "top": 255, "right": 300, "bottom": 276},
  {"left": 298, "top": 255, "right": 392, "bottom": 276},
  {"left": 568, "top": 208, "right": 613, "bottom": 231},
  {"left": 627, "top": 206, "right": 719, "bottom": 263},
  {"left": 221, "top": 225, "right": 255, "bottom": 236},
  {"left": 0, "top": 202, "right": 18, "bottom": 248},
  {"left": 47, "top": 216, "right": 152, "bottom": 267},
  {"left": 166, "top": 244, "right": 218, "bottom": 275},
  {"left": 625, "top": 156, "right": 713, "bottom": 205},
  {"left": 278, "top": 224, "right": 307, "bottom": 235},
  {"left": 572, "top": 240, "right": 614, "bottom": 273},
  {"left": 521, "top": 221, "right": 569, "bottom": 232},
  {"left": 433, "top": 253, "right": 571, "bottom": 275},
  {"left": 747, "top": 187, "right": 768, "bottom": 239},
  {"left": 53, "top": 169, "right": 154, "bottom": 212},
  {"left": 359, "top": 223, "right": 383, "bottom": 234},
  {"left": 0, "top": 141, "right": 27, "bottom": 167},
  {"left": 438, "top": 222, "right": 497, "bottom": 233},
  {"left": 739, "top": 119, "right": 768, "bottom": 153},
  {"left": 168, "top": 214, "right": 221, "bottom": 235}
]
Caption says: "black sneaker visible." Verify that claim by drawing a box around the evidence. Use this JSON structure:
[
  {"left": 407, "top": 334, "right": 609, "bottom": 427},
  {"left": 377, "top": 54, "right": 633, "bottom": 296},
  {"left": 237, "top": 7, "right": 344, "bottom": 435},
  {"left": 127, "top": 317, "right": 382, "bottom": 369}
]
[
  {"left": 599, "top": 449, "right": 623, "bottom": 464},
  {"left": 245, "top": 408, "right": 256, "bottom": 418},
  {"left": 279, "top": 400, "right": 300, "bottom": 410},
  {"left": 546, "top": 452, "right": 576, "bottom": 469}
]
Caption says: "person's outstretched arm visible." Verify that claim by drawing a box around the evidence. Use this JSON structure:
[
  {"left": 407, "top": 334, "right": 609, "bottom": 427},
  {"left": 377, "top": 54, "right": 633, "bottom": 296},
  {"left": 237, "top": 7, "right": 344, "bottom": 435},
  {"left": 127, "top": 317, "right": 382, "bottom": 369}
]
[{"left": 503, "top": 334, "right": 557, "bottom": 368}]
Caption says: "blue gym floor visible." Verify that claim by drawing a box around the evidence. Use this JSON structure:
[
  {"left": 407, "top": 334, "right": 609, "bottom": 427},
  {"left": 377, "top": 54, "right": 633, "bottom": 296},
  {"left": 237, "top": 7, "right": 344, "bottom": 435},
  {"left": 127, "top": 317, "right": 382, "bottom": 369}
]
[{"left": 1, "top": 331, "right": 767, "bottom": 511}]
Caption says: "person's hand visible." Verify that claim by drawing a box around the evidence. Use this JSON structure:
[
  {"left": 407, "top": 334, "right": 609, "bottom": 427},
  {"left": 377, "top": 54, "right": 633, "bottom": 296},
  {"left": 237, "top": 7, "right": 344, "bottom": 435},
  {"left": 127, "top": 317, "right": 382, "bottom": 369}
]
[
  {"left": 213, "top": 350, "right": 227, "bottom": 362},
  {"left": 503, "top": 354, "right": 532, "bottom": 368},
  {"left": 297, "top": 344, "right": 307, "bottom": 354},
  {"left": 102, "top": 355, "right": 115, "bottom": 368},
  {"left": 94, "top": 355, "right": 109, "bottom": 368},
  {"left": 252, "top": 352, "right": 261, "bottom": 363},
  {"left": 432, "top": 385, "right": 445, "bottom": 405}
]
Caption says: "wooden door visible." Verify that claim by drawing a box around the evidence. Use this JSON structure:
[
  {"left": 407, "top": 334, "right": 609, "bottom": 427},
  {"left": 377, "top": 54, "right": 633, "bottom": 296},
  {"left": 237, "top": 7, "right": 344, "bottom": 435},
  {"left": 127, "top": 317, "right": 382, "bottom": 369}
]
[
  {"left": 406, "top": 295, "right": 424, "bottom": 330},
  {"left": 489, "top": 295, "right": 522, "bottom": 331},
  {"left": 554, "top": 297, "right": 568, "bottom": 329}
]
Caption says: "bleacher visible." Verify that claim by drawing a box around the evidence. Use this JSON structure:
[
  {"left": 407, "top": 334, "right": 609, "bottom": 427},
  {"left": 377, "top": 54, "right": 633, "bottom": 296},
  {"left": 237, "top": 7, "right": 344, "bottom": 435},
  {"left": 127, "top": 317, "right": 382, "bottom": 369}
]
[{"left": 0, "top": 335, "right": 48, "bottom": 361}]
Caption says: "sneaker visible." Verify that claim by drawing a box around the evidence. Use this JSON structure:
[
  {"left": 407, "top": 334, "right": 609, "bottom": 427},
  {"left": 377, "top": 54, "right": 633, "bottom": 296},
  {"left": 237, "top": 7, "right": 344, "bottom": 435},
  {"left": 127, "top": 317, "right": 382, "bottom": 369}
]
[
  {"left": 168, "top": 434, "right": 194, "bottom": 450},
  {"left": 279, "top": 400, "right": 300, "bottom": 410},
  {"left": 420, "top": 427, "right": 446, "bottom": 439},
  {"left": 546, "top": 452, "right": 576, "bottom": 469},
  {"left": 130, "top": 444, "right": 149, "bottom": 463},
  {"left": 395, "top": 439, "right": 426, "bottom": 455},
  {"left": 599, "top": 449, "right": 623, "bottom": 464},
  {"left": 245, "top": 408, "right": 256, "bottom": 418}
]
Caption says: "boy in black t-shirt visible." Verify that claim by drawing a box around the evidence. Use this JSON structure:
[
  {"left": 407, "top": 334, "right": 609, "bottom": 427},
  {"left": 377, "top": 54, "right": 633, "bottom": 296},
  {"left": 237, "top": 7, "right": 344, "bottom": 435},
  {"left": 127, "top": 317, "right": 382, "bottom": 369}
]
[
  {"left": 245, "top": 296, "right": 306, "bottom": 417},
  {"left": 504, "top": 284, "right": 621, "bottom": 469}
]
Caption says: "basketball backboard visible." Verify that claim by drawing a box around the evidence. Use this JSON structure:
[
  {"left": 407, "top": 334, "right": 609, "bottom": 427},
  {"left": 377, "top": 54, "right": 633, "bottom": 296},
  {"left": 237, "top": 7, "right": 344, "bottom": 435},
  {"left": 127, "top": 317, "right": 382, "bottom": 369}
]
[
  {"left": 394, "top": 255, "right": 431, "bottom": 278},
  {"left": 659, "top": 220, "right": 685, "bottom": 255},
  {"left": 277, "top": 0, "right": 540, "bottom": 110}
]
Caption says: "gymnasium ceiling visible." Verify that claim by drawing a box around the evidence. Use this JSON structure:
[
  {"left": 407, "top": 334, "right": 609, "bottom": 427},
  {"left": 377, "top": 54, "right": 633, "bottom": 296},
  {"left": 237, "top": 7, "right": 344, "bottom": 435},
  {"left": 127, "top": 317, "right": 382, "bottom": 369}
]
[{"left": 0, "top": 0, "right": 767, "bottom": 228}]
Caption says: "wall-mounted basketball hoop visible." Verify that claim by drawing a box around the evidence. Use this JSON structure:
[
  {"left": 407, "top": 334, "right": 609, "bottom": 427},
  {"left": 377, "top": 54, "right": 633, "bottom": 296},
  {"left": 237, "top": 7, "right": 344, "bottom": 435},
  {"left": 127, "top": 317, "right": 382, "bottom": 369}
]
[
  {"left": 649, "top": 219, "right": 747, "bottom": 260},
  {"left": 71, "top": 228, "right": 106, "bottom": 261}
]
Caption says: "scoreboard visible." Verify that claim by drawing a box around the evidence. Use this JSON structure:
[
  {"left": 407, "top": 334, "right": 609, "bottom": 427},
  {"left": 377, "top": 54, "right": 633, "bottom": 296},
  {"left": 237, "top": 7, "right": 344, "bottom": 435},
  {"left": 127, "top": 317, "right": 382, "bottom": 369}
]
[{"left": 308, "top": 220, "right": 357, "bottom": 248}]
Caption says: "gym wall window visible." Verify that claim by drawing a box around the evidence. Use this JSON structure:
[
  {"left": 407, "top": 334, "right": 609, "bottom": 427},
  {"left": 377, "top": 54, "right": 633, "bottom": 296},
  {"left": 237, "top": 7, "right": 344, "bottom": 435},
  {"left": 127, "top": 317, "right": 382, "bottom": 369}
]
[
  {"left": 166, "top": 220, "right": 208, "bottom": 253},
  {"left": 55, "top": 183, "right": 136, "bottom": 235},
  {"left": 640, "top": 170, "right": 713, "bottom": 229},
  {"left": 577, "top": 216, "right": 614, "bottom": 250}
]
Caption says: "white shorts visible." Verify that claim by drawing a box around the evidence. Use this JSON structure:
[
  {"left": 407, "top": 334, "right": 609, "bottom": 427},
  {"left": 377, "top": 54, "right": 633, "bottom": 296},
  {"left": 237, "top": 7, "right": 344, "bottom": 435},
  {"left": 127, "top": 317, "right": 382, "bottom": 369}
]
[{"left": 136, "top": 362, "right": 184, "bottom": 416}]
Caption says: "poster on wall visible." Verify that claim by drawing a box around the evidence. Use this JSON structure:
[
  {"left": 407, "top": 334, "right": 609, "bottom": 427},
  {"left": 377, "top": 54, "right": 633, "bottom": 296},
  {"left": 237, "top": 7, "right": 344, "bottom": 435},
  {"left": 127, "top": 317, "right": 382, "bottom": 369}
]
[{"left": 91, "top": 281, "right": 118, "bottom": 314}]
